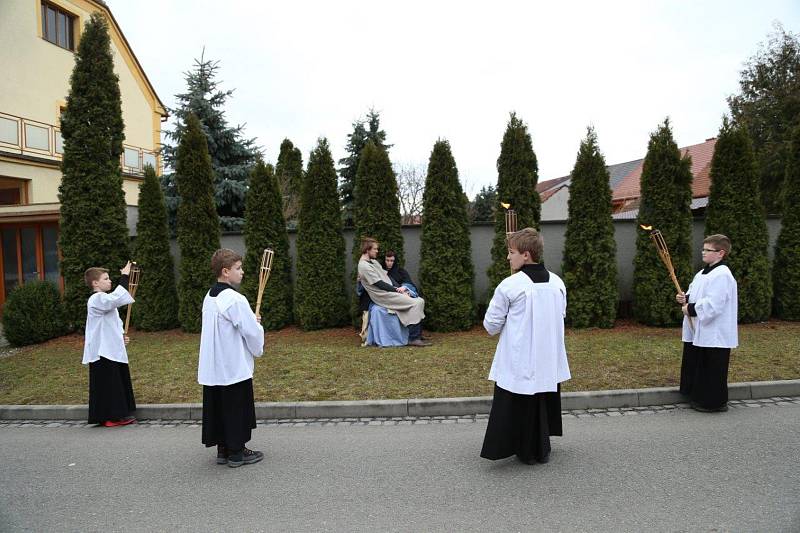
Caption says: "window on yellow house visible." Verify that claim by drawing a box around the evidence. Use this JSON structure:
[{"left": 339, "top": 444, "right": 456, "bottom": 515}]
[
  {"left": 42, "top": 2, "right": 75, "bottom": 51},
  {"left": 0, "top": 178, "right": 28, "bottom": 206}
]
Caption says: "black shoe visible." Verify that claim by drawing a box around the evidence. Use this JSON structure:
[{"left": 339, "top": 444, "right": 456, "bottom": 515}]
[
  {"left": 691, "top": 403, "right": 728, "bottom": 412},
  {"left": 408, "top": 339, "right": 432, "bottom": 347},
  {"left": 216, "top": 445, "right": 227, "bottom": 465},
  {"left": 538, "top": 454, "right": 550, "bottom": 464},
  {"left": 227, "top": 447, "right": 264, "bottom": 468}
]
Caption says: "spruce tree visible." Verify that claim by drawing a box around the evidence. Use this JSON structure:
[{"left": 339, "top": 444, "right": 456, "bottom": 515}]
[
  {"left": 175, "top": 113, "right": 221, "bottom": 332},
  {"left": 275, "top": 139, "right": 303, "bottom": 225},
  {"left": 161, "top": 54, "right": 260, "bottom": 231},
  {"left": 705, "top": 118, "right": 772, "bottom": 323},
  {"left": 241, "top": 159, "right": 293, "bottom": 329},
  {"left": 419, "top": 140, "right": 474, "bottom": 331},
  {"left": 470, "top": 185, "right": 496, "bottom": 222},
  {"left": 295, "top": 139, "right": 348, "bottom": 329},
  {"left": 131, "top": 165, "right": 180, "bottom": 331},
  {"left": 487, "top": 113, "right": 541, "bottom": 298},
  {"left": 562, "top": 127, "right": 617, "bottom": 328},
  {"left": 773, "top": 124, "right": 800, "bottom": 320},
  {"left": 58, "top": 12, "right": 129, "bottom": 327},
  {"left": 633, "top": 119, "right": 694, "bottom": 326},
  {"left": 338, "top": 109, "right": 391, "bottom": 226}
]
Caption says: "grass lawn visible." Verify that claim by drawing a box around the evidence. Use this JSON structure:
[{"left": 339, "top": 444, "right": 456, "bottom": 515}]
[{"left": 0, "top": 320, "right": 798, "bottom": 405}]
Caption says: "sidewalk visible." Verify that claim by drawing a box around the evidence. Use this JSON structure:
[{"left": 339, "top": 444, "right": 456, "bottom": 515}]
[{"left": 2, "top": 379, "right": 798, "bottom": 421}]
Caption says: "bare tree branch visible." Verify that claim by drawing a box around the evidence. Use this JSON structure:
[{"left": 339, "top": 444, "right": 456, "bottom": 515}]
[{"left": 394, "top": 162, "right": 426, "bottom": 224}]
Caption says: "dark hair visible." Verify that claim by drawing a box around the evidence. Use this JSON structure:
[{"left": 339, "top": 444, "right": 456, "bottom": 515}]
[
  {"left": 84, "top": 267, "right": 109, "bottom": 288},
  {"left": 211, "top": 248, "right": 242, "bottom": 277},
  {"left": 704, "top": 234, "right": 732, "bottom": 255},
  {"left": 384, "top": 250, "right": 396, "bottom": 259}
]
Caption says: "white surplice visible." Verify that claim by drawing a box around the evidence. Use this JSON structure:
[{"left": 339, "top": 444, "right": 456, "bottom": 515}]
[
  {"left": 198, "top": 288, "right": 265, "bottom": 386},
  {"left": 484, "top": 270, "right": 571, "bottom": 395},
  {"left": 82, "top": 285, "right": 134, "bottom": 365},
  {"left": 682, "top": 264, "right": 738, "bottom": 349}
]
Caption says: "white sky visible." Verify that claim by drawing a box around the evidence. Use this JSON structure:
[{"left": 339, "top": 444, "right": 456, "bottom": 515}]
[{"left": 107, "top": 0, "right": 799, "bottom": 198}]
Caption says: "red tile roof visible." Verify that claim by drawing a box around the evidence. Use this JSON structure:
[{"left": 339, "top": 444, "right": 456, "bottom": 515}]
[{"left": 611, "top": 138, "right": 716, "bottom": 202}]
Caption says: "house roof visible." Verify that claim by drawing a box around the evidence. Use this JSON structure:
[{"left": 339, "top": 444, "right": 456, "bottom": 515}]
[
  {"left": 536, "top": 175, "right": 571, "bottom": 194},
  {"left": 611, "top": 138, "right": 716, "bottom": 202}
]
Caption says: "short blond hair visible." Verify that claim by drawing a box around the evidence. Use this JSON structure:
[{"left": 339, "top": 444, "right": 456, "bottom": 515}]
[
  {"left": 84, "top": 267, "right": 108, "bottom": 288},
  {"left": 211, "top": 249, "right": 242, "bottom": 277},
  {"left": 508, "top": 228, "right": 543, "bottom": 263},
  {"left": 704, "top": 234, "right": 731, "bottom": 255}
]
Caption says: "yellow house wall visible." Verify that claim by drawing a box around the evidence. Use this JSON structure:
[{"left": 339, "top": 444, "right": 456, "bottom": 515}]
[{"left": 0, "top": 0, "right": 163, "bottom": 207}]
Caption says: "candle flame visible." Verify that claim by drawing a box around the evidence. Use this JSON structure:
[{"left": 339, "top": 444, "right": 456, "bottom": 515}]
[
  {"left": 500, "top": 202, "right": 511, "bottom": 209},
  {"left": 640, "top": 224, "right": 653, "bottom": 231}
]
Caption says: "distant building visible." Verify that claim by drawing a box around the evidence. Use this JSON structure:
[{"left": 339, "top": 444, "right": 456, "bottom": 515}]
[
  {"left": 0, "top": 0, "right": 166, "bottom": 307},
  {"left": 539, "top": 138, "right": 717, "bottom": 221}
]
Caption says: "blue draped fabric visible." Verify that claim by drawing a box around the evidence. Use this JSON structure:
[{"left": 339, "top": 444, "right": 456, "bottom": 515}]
[{"left": 366, "top": 303, "right": 409, "bottom": 347}]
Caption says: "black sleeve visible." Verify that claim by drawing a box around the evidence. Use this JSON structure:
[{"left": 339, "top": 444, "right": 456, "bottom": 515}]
[
  {"left": 118, "top": 274, "right": 130, "bottom": 290},
  {"left": 372, "top": 280, "right": 397, "bottom": 292},
  {"left": 687, "top": 303, "right": 697, "bottom": 317}
]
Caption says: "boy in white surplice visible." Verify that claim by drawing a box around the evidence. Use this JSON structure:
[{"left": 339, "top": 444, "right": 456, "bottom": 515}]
[
  {"left": 676, "top": 234, "right": 738, "bottom": 412},
  {"left": 198, "top": 249, "right": 265, "bottom": 468},
  {"left": 480, "top": 228, "right": 571, "bottom": 464},
  {"left": 83, "top": 261, "right": 136, "bottom": 427}
]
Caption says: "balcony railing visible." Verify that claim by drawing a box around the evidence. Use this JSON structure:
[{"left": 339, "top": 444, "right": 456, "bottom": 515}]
[{"left": 0, "top": 110, "right": 159, "bottom": 176}]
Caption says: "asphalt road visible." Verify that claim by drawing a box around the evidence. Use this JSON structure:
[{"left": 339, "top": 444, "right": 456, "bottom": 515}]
[{"left": 1, "top": 404, "right": 798, "bottom": 532}]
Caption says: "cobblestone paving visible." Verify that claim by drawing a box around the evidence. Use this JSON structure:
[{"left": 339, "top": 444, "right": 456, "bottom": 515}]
[{"left": 1, "top": 396, "right": 797, "bottom": 428}]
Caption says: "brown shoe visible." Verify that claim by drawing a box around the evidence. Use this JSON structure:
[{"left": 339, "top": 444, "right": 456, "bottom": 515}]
[{"left": 408, "top": 339, "right": 432, "bottom": 347}]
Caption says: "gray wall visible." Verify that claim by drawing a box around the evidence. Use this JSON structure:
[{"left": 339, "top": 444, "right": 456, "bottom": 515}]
[{"left": 167, "top": 217, "right": 783, "bottom": 305}]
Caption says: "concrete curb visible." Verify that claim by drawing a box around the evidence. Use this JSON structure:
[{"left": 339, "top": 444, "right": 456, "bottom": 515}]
[{"left": 1, "top": 379, "right": 798, "bottom": 421}]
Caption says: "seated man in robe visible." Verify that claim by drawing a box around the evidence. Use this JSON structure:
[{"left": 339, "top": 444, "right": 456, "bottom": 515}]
[{"left": 357, "top": 237, "right": 430, "bottom": 347}]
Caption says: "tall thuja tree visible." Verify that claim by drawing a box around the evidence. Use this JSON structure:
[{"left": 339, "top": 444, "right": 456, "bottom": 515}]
[
  {"left": 486, "top": 113, "right": 540, "bottom": 298},
  {"left": 241, "top": 159, "right": 293, "bottom": 329},
  {"left": 162, "top": 54, "right": 260, "bottom": 231},
  {"left": 633, "top": 119, "right": 693, "bottom": 326},
  {"left": 132, "top": 165, "right": 179, "bottom": 331},
  {"left": 295, "top": 139, "right": 348, "bottom": 329},
  {"left": 705, "top": 119, "right": 772, "bottom": 322},
  {"left": 419, "top": 140, "right": 474, "bottom": 331},
  {"left": 353, "top": 141, "right": 405, "bottom": 265},
  {"left": 562, "top": 127, "right": 617, "bottom": 328},
  {"left": 728, "top": 24, "right": 800, "bottom": 214},
  {"left": 773, "top": 124, "right": 800, "bottom": 319},
  {"left": 338, "top": 109, "right": 391, "bottom": 226},
  {"left": 58, "top": 12, "right": 129, "bottom": 327},
  {"left": 175, "top": 113, "right": 221, "bottom": 332},
  {"left": 275, "top": 139, "right": 303, "bottom": 225}
]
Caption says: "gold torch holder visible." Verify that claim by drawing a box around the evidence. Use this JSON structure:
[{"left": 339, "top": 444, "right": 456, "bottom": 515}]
[
  {"left": 123, "top": 262, "right": 141, "bottom": 335},
  {"left": 255, "top": 248, "right": 274, "bottom": 321}
]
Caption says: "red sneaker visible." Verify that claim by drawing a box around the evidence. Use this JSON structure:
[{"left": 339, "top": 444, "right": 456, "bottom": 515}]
[{"left": 103, "top": 417, "right": 136, "bottom": 427}]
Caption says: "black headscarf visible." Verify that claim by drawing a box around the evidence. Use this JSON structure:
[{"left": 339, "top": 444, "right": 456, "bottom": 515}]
[{"left": 383, "top": 258, "right": 413, "bottom": 287}]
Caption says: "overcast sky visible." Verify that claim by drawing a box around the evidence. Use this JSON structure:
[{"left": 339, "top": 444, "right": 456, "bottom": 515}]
[{"left": 106, "top": 0, "right": 799, "bottom": 198}]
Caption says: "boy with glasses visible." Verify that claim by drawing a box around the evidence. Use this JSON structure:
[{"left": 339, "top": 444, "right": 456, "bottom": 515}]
[{"left": 676, "top": 234, "right": 738, "bottom": 412}]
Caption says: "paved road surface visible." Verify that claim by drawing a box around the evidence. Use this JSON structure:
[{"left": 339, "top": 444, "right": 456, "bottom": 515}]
[{"left": 1, "top": 402, "right": 798, "bottom": 532}]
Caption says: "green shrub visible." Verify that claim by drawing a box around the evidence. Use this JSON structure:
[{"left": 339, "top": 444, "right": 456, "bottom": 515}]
[{"left": 2, "top": 281, "right": 68, "bottom": 346}]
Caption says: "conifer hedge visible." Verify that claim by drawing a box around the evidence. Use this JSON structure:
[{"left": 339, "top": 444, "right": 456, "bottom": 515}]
[
  {"left": 633, "top": 120, "right": 693, "bottom": 326},
  {"left": 242, "top": 159, "right": 293, "bottom": 329},
  {"left": 705, "top": 119, "right": 772, "bottom": 323},
  {"left": 176, "top": 113, "right": 221, "bottom": 332},
  {"left": 275, "top": 139, "right": 303, "bottom": 224},
  {"left": 773, "top": 124, "right": 800, "bottom": 320},
  {"left": 58, "top": 12, "right": 129, "bottom": 328},
  {"left": 487, "top": 113, "right": 541, "bottom": 299},
  {"left": 131, "top": 165, "right": 180, "bottom": 331},
  {"left": 295, "top": 139, "right": 348, "bottom": 329},
  {"left": 562, "top": 127, "right": 617, "bottom": 328},
  {"left": 419, "top": 140, "right": 474, "bottom": 331}
]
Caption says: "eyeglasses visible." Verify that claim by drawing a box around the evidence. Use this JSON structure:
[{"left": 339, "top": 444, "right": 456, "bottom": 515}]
[{"left": 701, "top": 248, "right": 720, "bottom": 253}]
